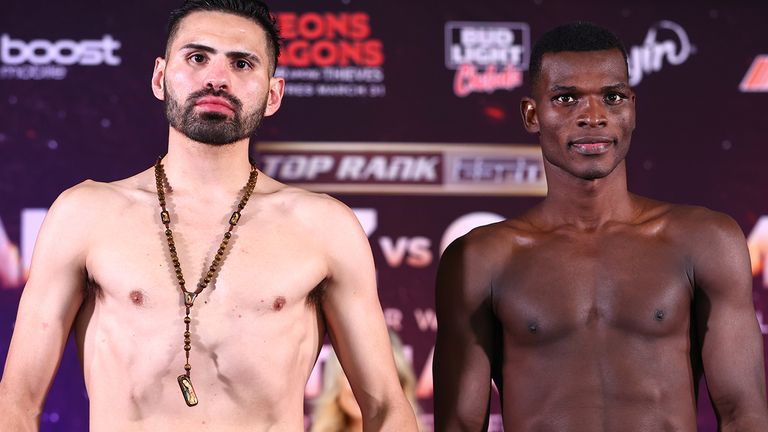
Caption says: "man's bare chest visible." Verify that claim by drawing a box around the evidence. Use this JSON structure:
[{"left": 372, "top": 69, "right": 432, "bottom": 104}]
[
  {"left": 493, "top": 230, "right": 694, "bottom": 343},
  {"left": 82, "top": 207, "right": 327, "bottom": 318}
]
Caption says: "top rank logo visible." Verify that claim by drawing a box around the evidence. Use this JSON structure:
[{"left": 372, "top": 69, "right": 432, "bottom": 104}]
[{"left": 445, "top": 22, "right": 529, "bottom": 97}]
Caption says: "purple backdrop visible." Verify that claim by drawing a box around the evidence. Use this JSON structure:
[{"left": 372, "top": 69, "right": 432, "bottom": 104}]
[{"left": 2, "top": 0, "right": 768, "bottom": 430}]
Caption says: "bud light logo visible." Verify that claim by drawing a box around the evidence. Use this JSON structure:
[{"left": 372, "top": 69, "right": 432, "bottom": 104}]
[
  {"left": 445, "top": 22, "right": 529, "bottom": 70},
  {"left": 0, "top": 34, "right": 122, "bottom": 80},
  {"left": 444, "top": 22, "right": 529, "bottom": 97}
]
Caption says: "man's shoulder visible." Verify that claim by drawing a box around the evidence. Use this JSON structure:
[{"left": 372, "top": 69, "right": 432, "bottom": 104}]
[
  {"left": 32, "top": 175, "right": 149, "bottom": 258},
  {"left": 463, "top": 217, "right": 531, "bottom": 246},
  {"left": 443, "top": 217, "right": 531, "bottom": 266},
  {"left": 635, "top": 197, "right": 743, "bottom": 244},
  {"left": 262, "top": 183, "right": 351, "bottom": 215},
  {"left": 54, "top": 175, "right": 147, "bottom": 212},
  {"left": 642, "top": 199, "right": 732, "bottom": 227},
  {"left": 46, "top": 169, "right": 156, "bottom": 232},
  {"left": 257, "top": 176, "right": 359, "bottom": 231}
]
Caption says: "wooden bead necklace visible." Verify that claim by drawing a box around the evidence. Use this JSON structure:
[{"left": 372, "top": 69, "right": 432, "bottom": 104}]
[{"left": 154, "top": 157, "right": 258, "bottom": 407}]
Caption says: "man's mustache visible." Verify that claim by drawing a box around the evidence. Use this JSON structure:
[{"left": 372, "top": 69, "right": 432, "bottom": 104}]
[{"left": 186, "top": 88, "right": 243, "bottom": 110}]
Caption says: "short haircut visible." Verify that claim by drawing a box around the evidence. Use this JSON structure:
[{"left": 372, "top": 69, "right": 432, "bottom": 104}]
[
  {"left": 166, "top": 0, "right": 281, "bottom": 75},
  {"left": 528, "top": 22, "right": 628, "bottom": 87}
]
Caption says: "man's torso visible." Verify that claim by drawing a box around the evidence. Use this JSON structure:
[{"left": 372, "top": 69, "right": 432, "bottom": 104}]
[
  {"left": 71, "top": 170, "right": 330, "bottom": 431},
  {"left": 476, "top": 199, "right": 703, "bottom": 431}
]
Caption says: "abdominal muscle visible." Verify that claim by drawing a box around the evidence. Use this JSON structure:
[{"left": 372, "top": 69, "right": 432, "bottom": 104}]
[
  {"left": 75, "top": 289, "right": 322, "bottom": 432},
  {"left": 499, "top": 331, "right": 697, "bottom": 432}
]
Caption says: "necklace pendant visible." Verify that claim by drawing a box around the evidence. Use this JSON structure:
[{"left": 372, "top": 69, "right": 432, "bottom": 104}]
[
  {"left": 183, "top": 291, "right": 197, "bottom": 307},
  {"left": 178, "top": 374, "right": 199, "bottom": 407},
  {"left": 229, "top": 211, "right": 241, "bottom": 226}
]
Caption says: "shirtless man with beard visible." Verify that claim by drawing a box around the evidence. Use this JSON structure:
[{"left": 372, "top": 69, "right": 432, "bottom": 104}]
[
  {"left": 434, "top": 22, "right": 768, "bottom": 431},
  {"left": 0, "top": 1, "right": 418, "bottom": 431}
]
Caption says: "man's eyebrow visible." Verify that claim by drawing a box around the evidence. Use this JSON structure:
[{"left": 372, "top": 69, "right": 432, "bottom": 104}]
[
  {"left": 179, "top": 43, "right": 216, "bottom": 54},
  {"left": 602, "top": 83, "right": 628, "bottom": 92},
  {"left": 226, "top": 50, "right": 261, "bottom": 64},
  {"left": 548, "top": 83, "right": 628, "bottom": 93},
  {"left": 549, "top": 85, "right": 578, "bottom": 93}
]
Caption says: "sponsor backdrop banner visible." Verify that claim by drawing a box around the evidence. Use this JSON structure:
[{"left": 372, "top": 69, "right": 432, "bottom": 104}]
[{"left": 1, "top": 1, "right": 767, "bottom": 430}]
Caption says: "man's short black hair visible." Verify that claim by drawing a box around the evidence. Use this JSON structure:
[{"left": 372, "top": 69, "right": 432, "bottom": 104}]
[
  {"left": 166, "top": 0, "right": 281, "bottom": 75},
  {"left": 528, "top": 22, "right": 628, "bottom": 87}
]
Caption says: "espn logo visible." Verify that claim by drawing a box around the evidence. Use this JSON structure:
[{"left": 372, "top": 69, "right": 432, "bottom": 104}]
[{"left": 740, "top": 55, "right": 768, "bottom": 92}]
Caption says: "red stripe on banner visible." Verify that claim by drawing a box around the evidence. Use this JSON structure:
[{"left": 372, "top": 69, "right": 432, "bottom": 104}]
[{"left": 741, "top": 55, "right": 768, "bottom": 92}]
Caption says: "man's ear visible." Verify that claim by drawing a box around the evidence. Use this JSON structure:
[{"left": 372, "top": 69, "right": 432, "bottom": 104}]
[
  {"left": 520, "top": 97, "right": 540, "bottom": 134},
  {"left": 264, "top": 76, "right": 285, "bottom": 117},
  {"left": 151, "top": 57, "right": 166, "bottom": 101}
]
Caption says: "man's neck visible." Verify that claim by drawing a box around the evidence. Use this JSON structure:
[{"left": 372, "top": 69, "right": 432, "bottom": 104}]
[
  {"left": 537, "top": 161, "right": 637, "bottom": 231},
  {"left": 162, "top": 128, "right": 254, "bottom": 195}
]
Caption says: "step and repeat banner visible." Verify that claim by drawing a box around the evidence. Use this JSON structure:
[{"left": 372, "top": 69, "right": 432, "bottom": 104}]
[{"left": 1, "top": 1, "right": 767, "bottom": 430}]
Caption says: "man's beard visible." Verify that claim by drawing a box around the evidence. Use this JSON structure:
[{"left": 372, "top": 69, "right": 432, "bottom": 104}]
[{"left": 164, "top": 83, "right": 266, "bottom": 145}]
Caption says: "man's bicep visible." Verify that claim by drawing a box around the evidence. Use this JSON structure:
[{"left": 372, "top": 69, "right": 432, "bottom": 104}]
[
  {"left": 1, "top": 189, "right": 88, "bottom": 408},
  {"left": 433, "top": 238, "right": 495, "bottom": 431},
  {"left": 319, "top": 205, "right": 400, "bottom": 407},
  {"left": 694, "top": 215, "right": 768, "bottom": 423},
  {"left": 697, "top": 285, "right": 767, "bottom": 424},
  {"left": 23, "top": 187, "right": 90, "bottom": 318}
]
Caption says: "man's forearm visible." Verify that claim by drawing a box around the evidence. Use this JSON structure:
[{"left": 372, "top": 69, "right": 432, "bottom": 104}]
[
  {"left": 363, "top": 397, "right": 418, "bottom": 432},
  {"left": 0, "top": 396, "right": 40, "bottom": 432},
  {"left": 720, "top": 411, "right": 768, "bottom": 432}
]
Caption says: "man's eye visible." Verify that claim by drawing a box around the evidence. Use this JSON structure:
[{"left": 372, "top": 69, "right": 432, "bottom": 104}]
[
  {"left": 235, "top": 60, "right": 251, "bottom": 69},
  {"left": 554, "top": 95, "right": 576, "bottom": 104},
  {"left": 190, "top": 54, "right": 206, "bottom": 63},
  {"left": 605, "top": 93, "right": 626, "bottom": 104}
]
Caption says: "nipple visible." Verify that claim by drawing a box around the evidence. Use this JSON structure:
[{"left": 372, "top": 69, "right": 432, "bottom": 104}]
[
  {"left": 129, "top": 290, "right": 145, "bottom": 306},
  {"left": 527, "top": 322, "right": 539, "bottom": 334},
  {"left": 273, "top": 296, "right": 286, "bottom": 311}
]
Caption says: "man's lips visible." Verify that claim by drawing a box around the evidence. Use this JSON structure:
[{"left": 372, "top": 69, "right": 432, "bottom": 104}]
[
  {"left": 194, "top": 97, "right": 233, "bottom": 113},
  {"left": 569, "top": 137, "right": 615, "bottom": 155}
]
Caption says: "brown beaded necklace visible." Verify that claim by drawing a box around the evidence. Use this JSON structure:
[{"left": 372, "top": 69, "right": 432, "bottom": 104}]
[{"left": 153, "top": 157, "right": 258, "bottom": 407}]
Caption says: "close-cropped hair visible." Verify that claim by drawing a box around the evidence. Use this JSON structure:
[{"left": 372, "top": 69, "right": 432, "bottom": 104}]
[
  {"left": 528, "top": 22, "right": 628, "bottom": 86},
  {"left": 165, "top": 0, "right": 281, "bottom": 75}
]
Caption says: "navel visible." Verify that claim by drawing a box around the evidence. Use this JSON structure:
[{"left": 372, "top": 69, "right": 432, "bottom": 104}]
[
  {"left": 654, "top": 309, "right": 665, "bottom": 321},
  {"left": 129, "top": 290, "right": 145, "bottom": 307},
  {"left": 273, "top": 296, "right": 286, "bottom": 311}
]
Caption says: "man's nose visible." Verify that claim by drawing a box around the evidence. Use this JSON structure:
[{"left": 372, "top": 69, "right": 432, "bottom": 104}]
[
  {"left": 204, "top": 59, "right": 229, "bottom": 91},
  {"left": 577, "top": 97, "right": 607, "bottom": 128}
]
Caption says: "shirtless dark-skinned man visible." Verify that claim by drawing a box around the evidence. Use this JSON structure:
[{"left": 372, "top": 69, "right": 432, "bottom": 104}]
[{"left": 434, "top": 22, "right": 768, "bottom": 431}]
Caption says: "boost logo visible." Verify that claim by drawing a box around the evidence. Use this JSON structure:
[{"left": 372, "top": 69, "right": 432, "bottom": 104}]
[{"left": 0, "top": 34, "right": 121, "bottom": 66}]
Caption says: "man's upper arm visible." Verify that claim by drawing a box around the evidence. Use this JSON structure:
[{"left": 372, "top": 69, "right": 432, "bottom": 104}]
[
  {"left": 692, "top": 211, "right": 768, "bottom": 429},
  {"left": 0, "top": 185, "right": 91, "bottom": 418},
  {"left": 433, "top": 234, "right": 497, "bottom": 431},
  {"left": 316, "top": 198, "right": 417, "bottom": 430}
]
